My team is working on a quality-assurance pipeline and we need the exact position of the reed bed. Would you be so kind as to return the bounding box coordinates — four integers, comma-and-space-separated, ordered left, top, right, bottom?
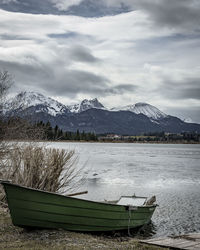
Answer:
0, 145, 82, 204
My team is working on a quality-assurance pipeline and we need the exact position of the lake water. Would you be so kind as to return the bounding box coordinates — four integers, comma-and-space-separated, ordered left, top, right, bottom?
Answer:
48, 142, 200, 237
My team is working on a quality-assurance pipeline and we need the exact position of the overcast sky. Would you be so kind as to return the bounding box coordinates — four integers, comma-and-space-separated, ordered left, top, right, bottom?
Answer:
0, 0, 200, 123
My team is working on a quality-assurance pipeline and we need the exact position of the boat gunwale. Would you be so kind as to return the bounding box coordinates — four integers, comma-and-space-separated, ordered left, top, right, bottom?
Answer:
0, 180, 157, 209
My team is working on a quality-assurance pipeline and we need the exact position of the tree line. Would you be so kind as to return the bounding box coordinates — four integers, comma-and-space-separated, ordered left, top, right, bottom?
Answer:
99, 131, 200, 143
2, 117, 200, 143
35, 121, 98, 141
1, 118, 98, 141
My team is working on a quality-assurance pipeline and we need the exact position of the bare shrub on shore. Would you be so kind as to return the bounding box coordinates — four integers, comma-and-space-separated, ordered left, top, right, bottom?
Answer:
0, 70, 14, 170
0, 145, 82, 204
0, 70, 83, 208
0, 70, 13, 113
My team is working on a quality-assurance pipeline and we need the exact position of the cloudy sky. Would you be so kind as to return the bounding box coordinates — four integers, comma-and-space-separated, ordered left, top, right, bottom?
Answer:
0, 0, 200, 123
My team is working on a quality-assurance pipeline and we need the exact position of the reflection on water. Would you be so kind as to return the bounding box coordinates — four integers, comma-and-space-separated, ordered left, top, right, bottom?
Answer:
48, 142, 200, 237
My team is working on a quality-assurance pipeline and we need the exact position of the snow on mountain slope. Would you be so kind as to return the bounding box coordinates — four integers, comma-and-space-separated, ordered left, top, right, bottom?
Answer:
183, 118, 195, 123
67, 98, 105, 113
4, 92, 106, 116
4, 92, 167, 121
4, 91, 69, 116
111, 102, 168, 120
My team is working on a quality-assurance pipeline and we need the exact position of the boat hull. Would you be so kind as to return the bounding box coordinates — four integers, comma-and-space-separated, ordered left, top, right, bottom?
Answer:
1, 182, 156, 232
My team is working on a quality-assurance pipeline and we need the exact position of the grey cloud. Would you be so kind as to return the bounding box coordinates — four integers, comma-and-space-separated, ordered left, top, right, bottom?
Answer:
2, 0, 200, 27
0, 0, 130, 17
140, 0, 200, 31
50, 0, 83, 11
48, 32, 81, 39
48, 32, 94, 40
160, 77, 200, 100
0, 0, 18, 3
102, 0, 200, 31
42, 69, 110, 96
133, 33, 200, 52
47, 32, 102, 47
180, 88, 200, 100
0, 59, 109, 97
45, 71, 137, 96
69, 45, 100, 63
0, 60, 53, 91
106, 84, 137, 95
0, 0, 62, 15
167, 106, 200, 124
71, 0, 200, 30
65, 0, 130, 17
123, 0, 200, 32
115, 84, 137, 91
0, 34, 31, 40
0, 57, 137, 98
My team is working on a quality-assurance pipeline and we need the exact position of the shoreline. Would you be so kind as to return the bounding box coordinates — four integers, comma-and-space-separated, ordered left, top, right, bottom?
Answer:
6, 139, 200, 144
0, 207, 165, 250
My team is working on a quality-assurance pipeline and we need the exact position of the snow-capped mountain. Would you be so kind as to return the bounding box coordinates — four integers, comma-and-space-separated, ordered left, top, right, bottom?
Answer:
4, 91, 70, 116
3, 92, 169, 120
67, 98, 105, 113
4, 92, 105, 116
111, 102, 168, 120
3, 91, 200, 134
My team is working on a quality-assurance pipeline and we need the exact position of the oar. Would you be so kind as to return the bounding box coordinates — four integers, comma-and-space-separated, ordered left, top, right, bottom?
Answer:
67, 191, 88, 197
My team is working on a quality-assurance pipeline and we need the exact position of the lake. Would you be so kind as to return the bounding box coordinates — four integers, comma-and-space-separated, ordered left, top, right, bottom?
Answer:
48, 142, 200, 237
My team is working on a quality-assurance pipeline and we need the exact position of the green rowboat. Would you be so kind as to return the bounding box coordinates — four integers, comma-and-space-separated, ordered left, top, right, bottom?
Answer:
0, 180, 157, 232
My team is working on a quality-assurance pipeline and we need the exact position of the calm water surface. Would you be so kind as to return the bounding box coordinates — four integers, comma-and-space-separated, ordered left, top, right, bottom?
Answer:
48, 142, 200, 237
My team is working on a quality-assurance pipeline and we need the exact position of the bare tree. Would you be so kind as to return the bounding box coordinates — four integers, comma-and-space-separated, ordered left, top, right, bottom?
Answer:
0, 70, 82, 207
0, 70, 13, 116
0, 70, 45, 141
0, 70, 14, 159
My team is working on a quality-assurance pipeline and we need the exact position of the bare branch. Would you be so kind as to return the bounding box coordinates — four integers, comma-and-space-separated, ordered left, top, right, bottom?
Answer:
0, 145, 83, 205
0, 70, 13, 115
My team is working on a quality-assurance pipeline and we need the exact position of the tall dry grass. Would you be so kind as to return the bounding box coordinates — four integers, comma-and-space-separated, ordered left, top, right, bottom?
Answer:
0, 145, 82, 205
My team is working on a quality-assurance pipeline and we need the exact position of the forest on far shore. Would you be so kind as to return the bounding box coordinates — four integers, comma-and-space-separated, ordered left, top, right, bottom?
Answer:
2, 118, 200, 143
2, 118, 98, 141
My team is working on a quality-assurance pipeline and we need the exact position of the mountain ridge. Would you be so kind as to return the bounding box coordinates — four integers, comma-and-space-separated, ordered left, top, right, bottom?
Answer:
4, 91, 169, 120
3, 91, 200, 135
111, 102, 168, 120
67, 98, 105, 113
4, 91, 70, 117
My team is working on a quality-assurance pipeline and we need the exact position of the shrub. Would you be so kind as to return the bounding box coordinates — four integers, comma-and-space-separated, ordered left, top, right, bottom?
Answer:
0, 145, 82, 205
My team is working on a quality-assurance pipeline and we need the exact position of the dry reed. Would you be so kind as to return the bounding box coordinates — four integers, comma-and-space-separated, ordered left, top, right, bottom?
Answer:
0, 145, 82, 204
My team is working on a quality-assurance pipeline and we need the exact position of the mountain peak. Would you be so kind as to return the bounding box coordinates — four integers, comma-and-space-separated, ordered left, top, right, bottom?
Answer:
133, 103, 167, 120
68, 98, 105, 113
5, 92, 166, 120
111, 102, 167, 120
3, 91, 200, 134
4, 91, 69, 116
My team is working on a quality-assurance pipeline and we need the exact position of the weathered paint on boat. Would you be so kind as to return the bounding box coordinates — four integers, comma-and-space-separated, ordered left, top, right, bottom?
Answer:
1, 181, 157, 232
